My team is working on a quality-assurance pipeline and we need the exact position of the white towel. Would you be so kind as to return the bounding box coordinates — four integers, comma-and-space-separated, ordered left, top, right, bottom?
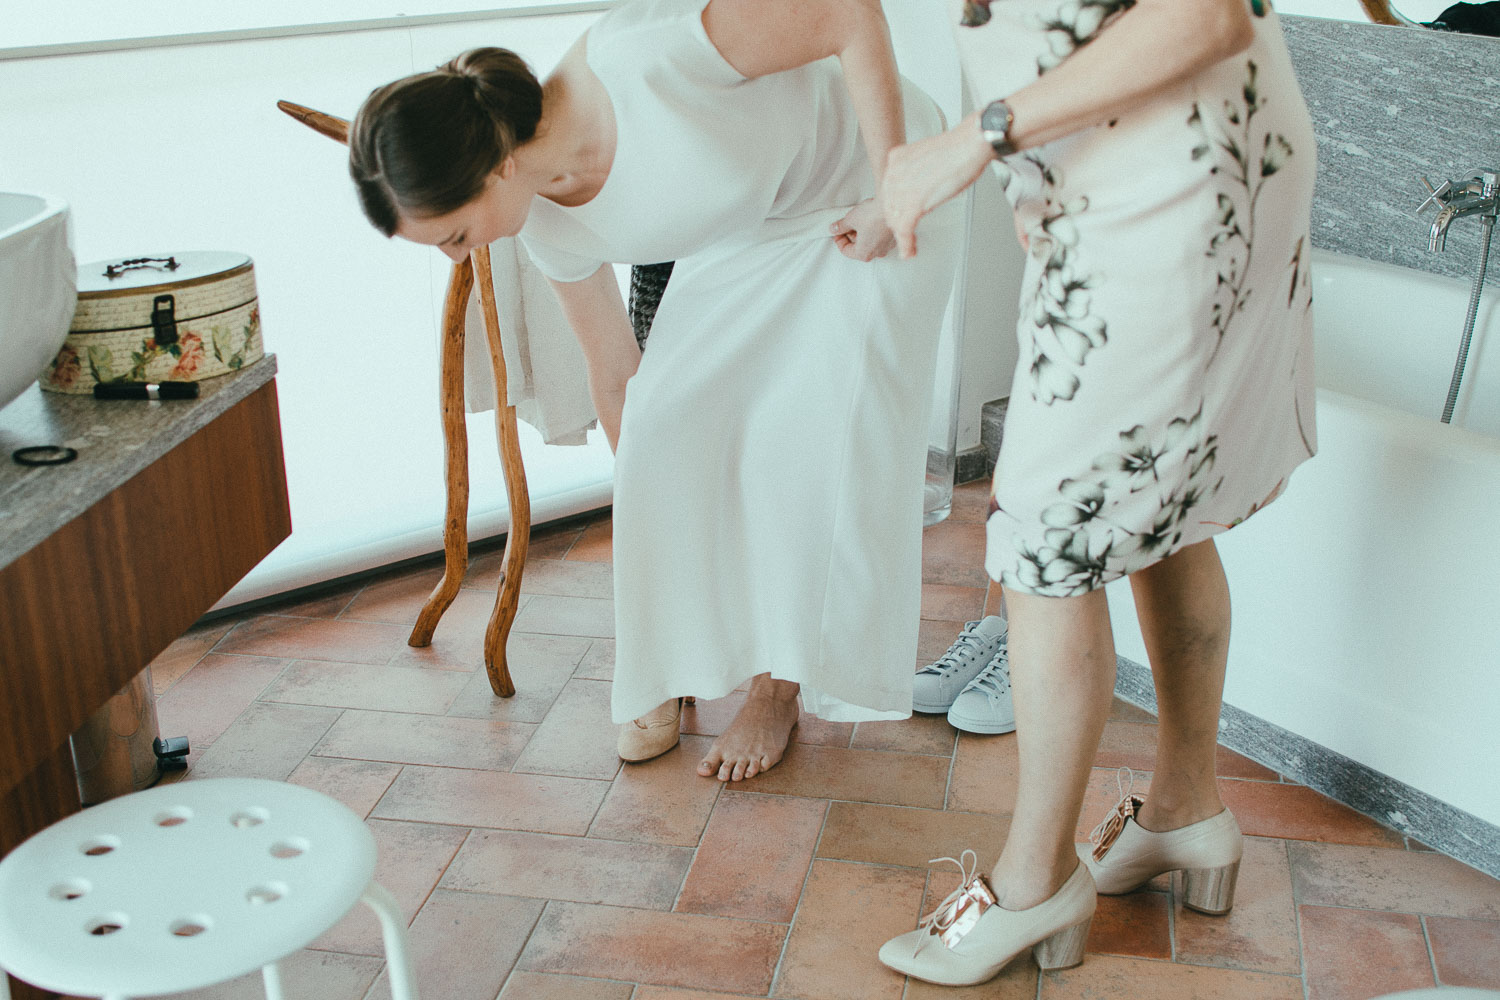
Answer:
459, 237, 598, 446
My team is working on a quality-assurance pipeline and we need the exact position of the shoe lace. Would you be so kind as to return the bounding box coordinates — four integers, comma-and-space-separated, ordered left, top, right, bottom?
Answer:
1088, 766, 1145, 861
917, 621, 993, 678
914, 849, 996, 955
965, 646, 1011, 698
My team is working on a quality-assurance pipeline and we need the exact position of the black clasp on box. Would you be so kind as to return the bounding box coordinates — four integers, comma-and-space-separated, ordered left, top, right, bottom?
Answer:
151, 294, 179, 347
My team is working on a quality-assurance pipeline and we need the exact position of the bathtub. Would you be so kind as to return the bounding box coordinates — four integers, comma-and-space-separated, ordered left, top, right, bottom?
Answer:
1106, 247, 1500, 828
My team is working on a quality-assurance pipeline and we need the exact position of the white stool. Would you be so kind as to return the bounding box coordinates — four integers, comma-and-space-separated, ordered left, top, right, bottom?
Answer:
0, 778, 417, 1000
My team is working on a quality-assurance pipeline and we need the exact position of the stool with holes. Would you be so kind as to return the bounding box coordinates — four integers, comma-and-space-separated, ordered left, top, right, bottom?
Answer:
0, 778, 416, 1000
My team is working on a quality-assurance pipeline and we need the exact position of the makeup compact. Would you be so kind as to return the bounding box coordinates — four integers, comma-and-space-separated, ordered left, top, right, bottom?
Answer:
40, 252, 263, 394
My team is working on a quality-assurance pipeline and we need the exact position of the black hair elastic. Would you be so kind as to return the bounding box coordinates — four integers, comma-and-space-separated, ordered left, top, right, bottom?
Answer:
11, 445, 78, 467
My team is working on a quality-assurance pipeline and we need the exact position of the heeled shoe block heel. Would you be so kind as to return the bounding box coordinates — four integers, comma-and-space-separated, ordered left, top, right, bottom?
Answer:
1083, 785, 1244, 917
1179, 859, 1240, 915
1030, 916, 1092, 971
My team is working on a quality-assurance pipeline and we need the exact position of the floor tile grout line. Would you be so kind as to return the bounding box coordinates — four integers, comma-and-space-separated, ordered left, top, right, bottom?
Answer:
493, 895, 552, 1000
665, 777, 724, 912
1290, 835, 1313, 1000
767, 797, 833, 997
384, 825, 474, 972
178, 668, 333, 774
1419, 913, 1441, 988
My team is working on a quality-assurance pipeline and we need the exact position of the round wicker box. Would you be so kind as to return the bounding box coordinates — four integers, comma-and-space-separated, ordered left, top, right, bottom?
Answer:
41, 252, 262, 394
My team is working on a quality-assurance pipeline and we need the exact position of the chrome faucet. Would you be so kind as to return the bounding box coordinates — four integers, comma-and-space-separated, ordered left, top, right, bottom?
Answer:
1416, 169, 1498, 424
1419, 169, 1499, 252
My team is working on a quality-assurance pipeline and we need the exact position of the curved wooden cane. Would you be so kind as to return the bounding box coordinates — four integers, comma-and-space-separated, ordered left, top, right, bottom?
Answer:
471, 245, 530, 697
1357, 0, 1417, 25
276, 100, 526, 697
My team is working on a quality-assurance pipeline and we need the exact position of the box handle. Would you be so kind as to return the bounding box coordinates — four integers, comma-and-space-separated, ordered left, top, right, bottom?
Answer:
103, 256, 180, 279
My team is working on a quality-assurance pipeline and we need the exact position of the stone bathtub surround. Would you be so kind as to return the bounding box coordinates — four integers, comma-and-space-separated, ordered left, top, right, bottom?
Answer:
1282, 14, 1500, 282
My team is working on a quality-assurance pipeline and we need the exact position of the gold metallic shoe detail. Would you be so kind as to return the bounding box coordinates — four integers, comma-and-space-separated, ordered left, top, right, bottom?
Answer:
917, 850, 998, 953
1089, 768, 1146, 861
1080, 767, 1243, 913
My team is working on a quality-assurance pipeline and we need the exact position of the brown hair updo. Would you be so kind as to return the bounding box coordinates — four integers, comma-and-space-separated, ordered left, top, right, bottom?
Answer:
349, 47, 544, 236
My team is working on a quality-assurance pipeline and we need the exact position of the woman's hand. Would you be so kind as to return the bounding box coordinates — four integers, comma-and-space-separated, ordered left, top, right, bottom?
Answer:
881, 113, 995, 258
830, 198, 897, 261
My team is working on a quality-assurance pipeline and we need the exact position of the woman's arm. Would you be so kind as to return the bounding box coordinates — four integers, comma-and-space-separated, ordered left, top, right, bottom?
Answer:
547, 264, 640, 451
703, 0, 903, 260
883, 0, 1255, 257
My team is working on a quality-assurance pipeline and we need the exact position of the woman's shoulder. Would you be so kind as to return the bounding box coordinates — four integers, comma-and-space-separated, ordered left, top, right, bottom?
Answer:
587, 0, 736, 83
591, 0, 706, 45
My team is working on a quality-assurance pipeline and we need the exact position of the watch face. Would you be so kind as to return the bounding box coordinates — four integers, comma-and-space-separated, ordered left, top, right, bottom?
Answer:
982, 101, 1011, 139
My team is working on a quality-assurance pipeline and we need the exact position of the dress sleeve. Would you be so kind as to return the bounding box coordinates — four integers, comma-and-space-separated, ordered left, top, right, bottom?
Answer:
516, 231, 607, 283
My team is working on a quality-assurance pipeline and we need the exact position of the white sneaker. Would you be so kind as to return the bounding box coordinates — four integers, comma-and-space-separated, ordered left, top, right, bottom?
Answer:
946, 641, 1015, 735
913, 616, 1007, 713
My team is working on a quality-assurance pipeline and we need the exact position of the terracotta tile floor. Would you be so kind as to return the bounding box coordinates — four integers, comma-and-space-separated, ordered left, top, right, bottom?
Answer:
146, 481, 1500, 1000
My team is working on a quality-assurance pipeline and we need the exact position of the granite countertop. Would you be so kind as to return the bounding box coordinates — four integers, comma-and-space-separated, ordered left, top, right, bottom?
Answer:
0, 356, 278, 571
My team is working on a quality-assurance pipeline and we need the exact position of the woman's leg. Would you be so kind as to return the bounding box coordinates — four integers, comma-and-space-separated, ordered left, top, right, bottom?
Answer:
697, 674, 802, 782
988, 586, 1116, 908
1127, 537, 1231, 831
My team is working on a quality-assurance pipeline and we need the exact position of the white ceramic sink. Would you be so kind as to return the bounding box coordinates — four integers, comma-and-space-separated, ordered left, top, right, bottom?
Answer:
0, 193, 76, 412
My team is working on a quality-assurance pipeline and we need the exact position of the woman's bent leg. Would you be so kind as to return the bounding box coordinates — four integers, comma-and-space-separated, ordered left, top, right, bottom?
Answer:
989, 586, 1116, 908
1127, 537, 1231, 831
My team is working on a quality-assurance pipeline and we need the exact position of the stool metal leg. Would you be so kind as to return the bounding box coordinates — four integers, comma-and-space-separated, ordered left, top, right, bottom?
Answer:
261, 961, 285, 1000
362, 881, 418, 1000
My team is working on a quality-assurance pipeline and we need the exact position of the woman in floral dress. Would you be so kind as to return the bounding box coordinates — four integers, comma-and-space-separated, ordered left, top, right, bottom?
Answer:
874, 0, 1316, 985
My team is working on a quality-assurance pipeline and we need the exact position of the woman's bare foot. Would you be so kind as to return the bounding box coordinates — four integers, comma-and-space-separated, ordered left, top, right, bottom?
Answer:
697, 674, 801, 782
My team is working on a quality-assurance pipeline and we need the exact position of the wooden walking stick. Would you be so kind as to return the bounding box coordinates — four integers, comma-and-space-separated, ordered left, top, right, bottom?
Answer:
1356, 0, 1416, 25
276, 100, 526, 697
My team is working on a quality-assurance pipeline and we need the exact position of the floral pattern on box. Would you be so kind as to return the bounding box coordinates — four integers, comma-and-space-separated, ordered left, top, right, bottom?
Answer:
45, 301, 262, 393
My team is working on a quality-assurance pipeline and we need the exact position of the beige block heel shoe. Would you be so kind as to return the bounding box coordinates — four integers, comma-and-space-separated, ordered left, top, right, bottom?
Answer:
878, 851, 1096, 986
617, 696, 693, 763
1081, 774, 1243, 915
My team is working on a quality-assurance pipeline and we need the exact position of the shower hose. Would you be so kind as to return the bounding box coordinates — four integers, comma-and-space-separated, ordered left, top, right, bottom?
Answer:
1442, 213, 1494, 425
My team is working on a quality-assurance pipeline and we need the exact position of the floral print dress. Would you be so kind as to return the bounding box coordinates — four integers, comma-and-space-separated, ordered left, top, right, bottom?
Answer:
952, 0, 1318, 596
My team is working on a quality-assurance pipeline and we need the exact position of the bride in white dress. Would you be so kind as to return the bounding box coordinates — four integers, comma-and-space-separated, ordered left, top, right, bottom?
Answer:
348, 0, 962, 781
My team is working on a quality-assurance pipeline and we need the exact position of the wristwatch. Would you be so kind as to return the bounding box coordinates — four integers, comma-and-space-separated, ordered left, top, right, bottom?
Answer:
980, 99, 1017, 159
